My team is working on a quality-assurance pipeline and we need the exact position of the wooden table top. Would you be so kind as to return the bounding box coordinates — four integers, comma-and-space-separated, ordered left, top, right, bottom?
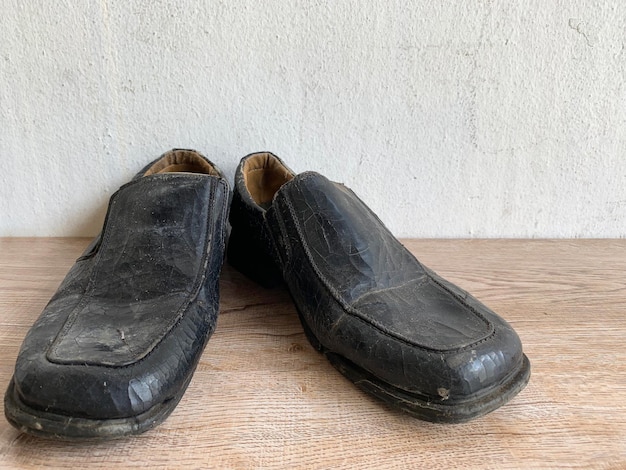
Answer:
0, 238, 624, 469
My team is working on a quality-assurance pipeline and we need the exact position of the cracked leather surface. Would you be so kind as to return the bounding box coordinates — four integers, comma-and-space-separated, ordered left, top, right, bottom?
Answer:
11, 152, 229, 419
272, 173, 491, 351
48, 175, 215, 366
231, 156, 526, 404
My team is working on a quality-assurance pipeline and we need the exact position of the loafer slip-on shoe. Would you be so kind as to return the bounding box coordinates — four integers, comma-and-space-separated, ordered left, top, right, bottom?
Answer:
4, 149, 230, 439
228, 152, 530, 423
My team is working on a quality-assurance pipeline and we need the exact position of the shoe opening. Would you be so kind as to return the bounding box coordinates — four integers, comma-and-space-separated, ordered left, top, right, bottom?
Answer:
144, 149, 220, 176
242, 152, 294, 208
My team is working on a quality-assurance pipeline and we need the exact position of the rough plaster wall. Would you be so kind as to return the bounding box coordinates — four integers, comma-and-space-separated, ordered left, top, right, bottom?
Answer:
1, 1, 626, 237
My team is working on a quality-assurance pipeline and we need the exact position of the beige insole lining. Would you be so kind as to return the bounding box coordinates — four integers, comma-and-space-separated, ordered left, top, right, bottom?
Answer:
144, 150, 219, 176
242, 153, 294, 206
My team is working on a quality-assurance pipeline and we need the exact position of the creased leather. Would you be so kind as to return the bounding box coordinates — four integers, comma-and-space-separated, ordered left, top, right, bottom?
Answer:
233, 163, 526, 404
270, 173, 494, 351
11, 159, 229, 420
47, 175, 216, 366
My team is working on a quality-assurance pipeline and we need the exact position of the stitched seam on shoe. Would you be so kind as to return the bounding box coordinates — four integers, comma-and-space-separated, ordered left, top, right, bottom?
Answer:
266, 202, 291, 268
121, 176, 229, 367
427, 274, 494, 331
279, 176, 495, 353
48, 176, 226, 367
121, 177, 230, 367
46, 175, 207, 363
46, 175, 226, 367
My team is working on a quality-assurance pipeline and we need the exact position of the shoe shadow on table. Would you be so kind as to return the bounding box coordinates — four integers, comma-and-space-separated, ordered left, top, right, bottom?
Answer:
214, 265, 460, 429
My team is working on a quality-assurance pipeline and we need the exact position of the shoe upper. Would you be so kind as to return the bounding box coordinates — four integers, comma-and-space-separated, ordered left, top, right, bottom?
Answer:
231, 152, 526, 404
12, 149, 230, 419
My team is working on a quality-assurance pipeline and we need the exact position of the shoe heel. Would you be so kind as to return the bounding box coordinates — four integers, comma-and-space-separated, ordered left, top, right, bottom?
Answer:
227, 225, 283, 288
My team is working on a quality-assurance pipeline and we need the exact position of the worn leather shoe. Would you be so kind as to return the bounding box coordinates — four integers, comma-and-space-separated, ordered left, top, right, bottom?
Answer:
4, 149, 230, 439
228, 151, 530, 423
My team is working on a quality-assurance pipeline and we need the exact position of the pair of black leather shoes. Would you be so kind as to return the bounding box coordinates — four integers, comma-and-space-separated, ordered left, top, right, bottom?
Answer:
4, 149, 530, 439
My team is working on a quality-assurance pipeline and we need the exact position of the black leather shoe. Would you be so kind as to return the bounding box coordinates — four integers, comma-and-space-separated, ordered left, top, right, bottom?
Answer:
4, 149, 230, 439
228, 152, 530, 423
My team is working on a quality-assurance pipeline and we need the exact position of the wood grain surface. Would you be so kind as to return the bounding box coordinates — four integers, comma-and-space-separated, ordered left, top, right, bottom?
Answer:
0, 238, 624, 469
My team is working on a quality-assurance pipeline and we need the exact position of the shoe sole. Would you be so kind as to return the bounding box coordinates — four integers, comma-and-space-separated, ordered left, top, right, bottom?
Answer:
327, 351, 530, 423
4, 373, 194, 440
295, 306, 531, 423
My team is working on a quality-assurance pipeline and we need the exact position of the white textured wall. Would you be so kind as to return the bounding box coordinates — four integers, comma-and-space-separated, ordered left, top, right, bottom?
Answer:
1, 1, 626, 237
